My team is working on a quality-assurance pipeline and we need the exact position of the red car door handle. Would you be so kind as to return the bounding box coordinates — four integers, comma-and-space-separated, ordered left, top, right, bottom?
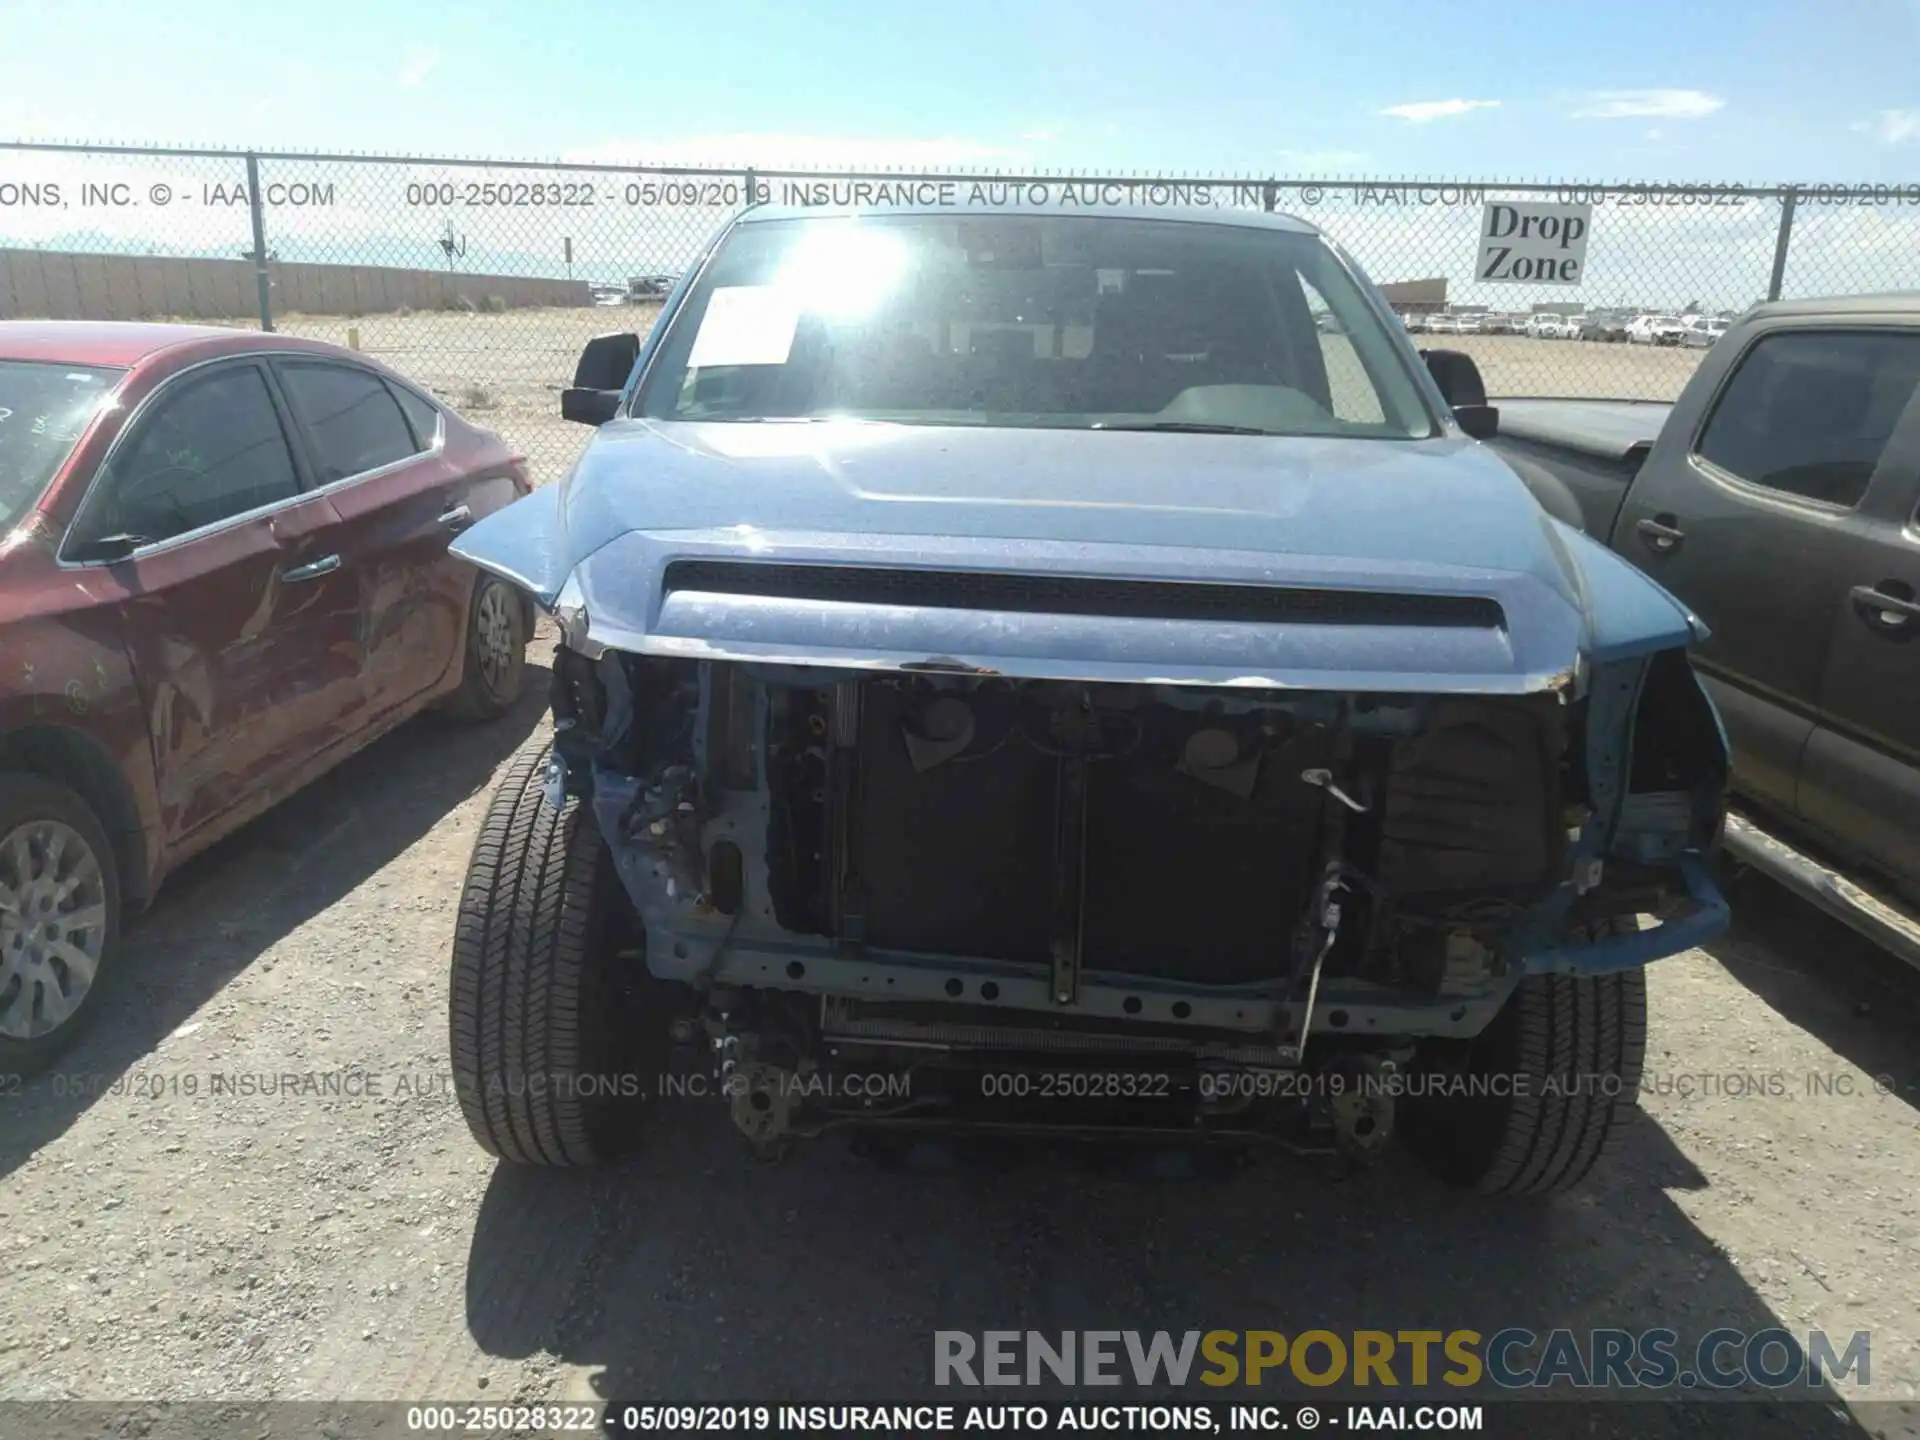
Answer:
282, 554, 342, 583
437, 504, 474, 529
1851, 583, 1920, 630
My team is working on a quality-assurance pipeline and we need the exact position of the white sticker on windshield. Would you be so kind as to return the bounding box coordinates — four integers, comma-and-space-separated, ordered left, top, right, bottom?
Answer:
685, 285, 801, 368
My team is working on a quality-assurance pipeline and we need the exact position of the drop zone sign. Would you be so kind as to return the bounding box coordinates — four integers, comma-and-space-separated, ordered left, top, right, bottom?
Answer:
1477, 201, 1592, 284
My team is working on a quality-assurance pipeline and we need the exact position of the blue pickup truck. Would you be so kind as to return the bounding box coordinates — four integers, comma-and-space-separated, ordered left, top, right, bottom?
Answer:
442, 201, 1729, 1196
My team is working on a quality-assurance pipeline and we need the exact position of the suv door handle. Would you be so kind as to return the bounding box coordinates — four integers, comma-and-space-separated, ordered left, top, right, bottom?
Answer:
437, 504, 473, 530
1636, 515, 1685, 553
282, 554, 342, 583
1850, 583, 1920, 631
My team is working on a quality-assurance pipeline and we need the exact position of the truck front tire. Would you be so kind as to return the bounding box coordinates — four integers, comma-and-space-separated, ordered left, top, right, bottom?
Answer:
449, 741, 661, 1165
1403, 919, 1648, 1197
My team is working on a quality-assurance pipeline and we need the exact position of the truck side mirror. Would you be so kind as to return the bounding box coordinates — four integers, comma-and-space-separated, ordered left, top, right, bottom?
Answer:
562, 331, 641, 425
1422, 348, 1500, 440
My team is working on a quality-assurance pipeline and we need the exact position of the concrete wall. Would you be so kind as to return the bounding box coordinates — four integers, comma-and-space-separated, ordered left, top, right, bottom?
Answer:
0, 249, 591, 320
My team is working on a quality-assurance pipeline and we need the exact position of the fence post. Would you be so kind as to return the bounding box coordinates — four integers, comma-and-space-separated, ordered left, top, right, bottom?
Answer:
1766, 187, 1798, 303
1262, 181, 1278, 213
744, 167, 759, 210
245, 152, 274, 332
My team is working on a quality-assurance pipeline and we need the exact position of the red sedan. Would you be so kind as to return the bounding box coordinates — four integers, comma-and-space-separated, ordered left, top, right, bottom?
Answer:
0, 322, 535, 1075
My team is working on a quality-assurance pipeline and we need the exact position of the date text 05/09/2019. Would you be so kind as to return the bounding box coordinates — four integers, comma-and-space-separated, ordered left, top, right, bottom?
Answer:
600, 1403, 1481, 1434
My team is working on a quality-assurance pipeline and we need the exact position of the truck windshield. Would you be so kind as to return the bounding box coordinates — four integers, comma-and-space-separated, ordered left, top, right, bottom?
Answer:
638, 214, 1436, 438
0, 360, 122, 532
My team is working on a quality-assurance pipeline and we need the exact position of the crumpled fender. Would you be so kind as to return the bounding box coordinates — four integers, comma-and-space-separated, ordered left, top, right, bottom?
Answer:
1541, 518, 1708, 663
450, 482, 571, 608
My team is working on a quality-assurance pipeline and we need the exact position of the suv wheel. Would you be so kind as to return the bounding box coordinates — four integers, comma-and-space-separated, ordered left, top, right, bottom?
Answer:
445, 575, 529, 722
1402, 917, 1647, 1197
0, 774, 121, 1080
449, 741, 665, 1165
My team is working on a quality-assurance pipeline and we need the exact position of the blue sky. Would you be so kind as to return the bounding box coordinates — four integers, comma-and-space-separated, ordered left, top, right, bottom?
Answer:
3, 0, 1919, 180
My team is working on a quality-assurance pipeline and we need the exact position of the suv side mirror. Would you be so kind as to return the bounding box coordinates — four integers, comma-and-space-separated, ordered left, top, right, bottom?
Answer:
1421, 348, 1500, 440
562, 332, 641, 425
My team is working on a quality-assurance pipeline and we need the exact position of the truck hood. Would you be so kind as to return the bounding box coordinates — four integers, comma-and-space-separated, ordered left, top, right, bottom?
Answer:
455, 419, 1699, 693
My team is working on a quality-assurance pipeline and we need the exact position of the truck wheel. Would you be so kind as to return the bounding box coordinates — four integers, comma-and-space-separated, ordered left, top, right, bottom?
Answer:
1402, 918, 1647, 1197
445, 574, 528, 723
449, 741, 661, 1165
0, 774, 121, 1081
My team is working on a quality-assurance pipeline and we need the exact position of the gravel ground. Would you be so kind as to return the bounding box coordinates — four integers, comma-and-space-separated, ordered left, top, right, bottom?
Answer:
3, 623, 1919, 1437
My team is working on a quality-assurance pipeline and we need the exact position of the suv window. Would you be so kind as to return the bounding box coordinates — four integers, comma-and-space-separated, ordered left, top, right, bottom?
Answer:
276, 361, 421, 483
90, 364, 301, 546
1695, 330, 1920, 508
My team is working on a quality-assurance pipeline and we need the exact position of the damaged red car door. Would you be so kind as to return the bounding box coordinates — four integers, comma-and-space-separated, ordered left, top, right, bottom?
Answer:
64, 358, 365, 850
268, 358, 470, 718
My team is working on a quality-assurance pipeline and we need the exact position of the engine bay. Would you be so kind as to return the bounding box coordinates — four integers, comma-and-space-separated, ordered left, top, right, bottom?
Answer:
537, 643, 1715, 1153
550, 651, 1623, 1019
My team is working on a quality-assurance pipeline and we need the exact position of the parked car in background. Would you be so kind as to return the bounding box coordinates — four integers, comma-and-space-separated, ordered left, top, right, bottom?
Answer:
1450, 313, 1486, 334
1682, 316, 1730, 349
1424, 314, 1459, 334
1490, 295, 1920, 968
0, 322, 535, 1076
443, 201, 1728, 1197
1526, 314, 1576, 340
1579, 312, 1632, 343
1628, 314, 1688, 346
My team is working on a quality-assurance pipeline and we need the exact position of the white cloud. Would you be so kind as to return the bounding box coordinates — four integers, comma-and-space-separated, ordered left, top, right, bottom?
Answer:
1857, 108, 1920, 143
1380, 99, 1500, 123
1572, 88, 1724, 120
565, 134, 1026, 169
1277, 148, 1370, 171
398, 48, 440, 87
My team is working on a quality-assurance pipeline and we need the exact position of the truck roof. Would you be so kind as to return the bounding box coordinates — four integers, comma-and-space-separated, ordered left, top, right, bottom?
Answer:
1749, 291, 1920, 320
738, 201, 1321, 234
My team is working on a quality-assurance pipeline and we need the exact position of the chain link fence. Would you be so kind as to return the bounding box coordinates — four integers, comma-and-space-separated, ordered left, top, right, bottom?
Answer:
8, 142, 1920, 481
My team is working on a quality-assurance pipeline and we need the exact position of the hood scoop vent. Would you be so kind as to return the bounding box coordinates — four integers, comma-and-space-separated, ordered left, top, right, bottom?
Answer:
662, 562, 1505, 630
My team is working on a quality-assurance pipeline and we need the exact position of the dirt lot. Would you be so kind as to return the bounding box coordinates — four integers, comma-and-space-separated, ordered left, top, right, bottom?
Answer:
3, 623, 1919, 1434
1447, 332, 1708, 402
256, 309, 1705, 484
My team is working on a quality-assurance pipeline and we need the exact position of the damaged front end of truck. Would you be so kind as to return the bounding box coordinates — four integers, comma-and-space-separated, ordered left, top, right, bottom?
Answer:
442, 203, 1729, 1195
449, 473, 1728, 1194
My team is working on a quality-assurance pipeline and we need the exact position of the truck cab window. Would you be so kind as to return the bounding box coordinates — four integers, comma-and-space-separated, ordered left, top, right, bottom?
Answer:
1695, 330, 1920, 507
